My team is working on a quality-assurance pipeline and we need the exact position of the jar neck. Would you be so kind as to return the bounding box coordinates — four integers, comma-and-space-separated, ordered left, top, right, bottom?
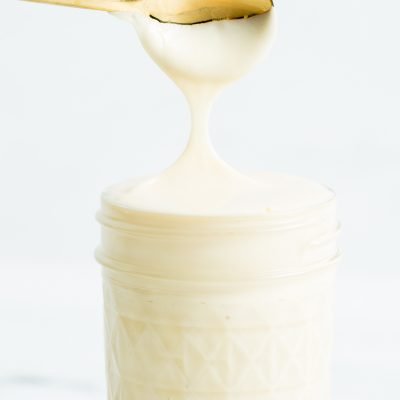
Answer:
97, 194, 339, 282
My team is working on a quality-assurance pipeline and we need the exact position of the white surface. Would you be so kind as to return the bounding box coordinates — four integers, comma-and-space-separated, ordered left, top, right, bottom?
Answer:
1, 0, 400, 398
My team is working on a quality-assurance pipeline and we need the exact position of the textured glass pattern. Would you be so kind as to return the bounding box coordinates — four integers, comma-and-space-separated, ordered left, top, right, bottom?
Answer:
103, 269, 335, 400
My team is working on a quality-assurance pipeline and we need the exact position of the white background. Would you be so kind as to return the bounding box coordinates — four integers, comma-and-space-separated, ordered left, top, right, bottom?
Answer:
1, 0, 399, 398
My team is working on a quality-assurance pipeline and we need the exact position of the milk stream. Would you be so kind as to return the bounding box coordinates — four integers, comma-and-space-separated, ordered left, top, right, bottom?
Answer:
111, 10, 333, 215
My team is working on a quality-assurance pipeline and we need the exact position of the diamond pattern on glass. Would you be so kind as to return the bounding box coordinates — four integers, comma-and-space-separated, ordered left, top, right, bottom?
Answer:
103, 270, 334, 400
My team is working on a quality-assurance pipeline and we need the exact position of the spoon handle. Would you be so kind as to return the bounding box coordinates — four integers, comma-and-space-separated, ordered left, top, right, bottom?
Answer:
24, 0, 140, 12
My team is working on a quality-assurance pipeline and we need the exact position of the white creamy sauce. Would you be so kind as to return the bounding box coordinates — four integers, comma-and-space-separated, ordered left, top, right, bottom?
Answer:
111, 10, 332, 215
98, 11, 339, 400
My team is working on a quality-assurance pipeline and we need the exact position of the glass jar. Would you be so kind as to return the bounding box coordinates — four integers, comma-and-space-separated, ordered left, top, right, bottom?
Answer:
96, 183, 340, 400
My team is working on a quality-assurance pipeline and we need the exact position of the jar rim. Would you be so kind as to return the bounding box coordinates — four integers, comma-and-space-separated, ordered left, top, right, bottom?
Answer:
99, 180, 335, 233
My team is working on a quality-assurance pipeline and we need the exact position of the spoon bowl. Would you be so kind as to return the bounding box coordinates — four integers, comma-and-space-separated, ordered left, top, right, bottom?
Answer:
128, 10, 277, 85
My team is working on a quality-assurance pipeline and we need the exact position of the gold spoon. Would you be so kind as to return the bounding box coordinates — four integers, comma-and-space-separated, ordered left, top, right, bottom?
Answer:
24, 0, 274, 24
